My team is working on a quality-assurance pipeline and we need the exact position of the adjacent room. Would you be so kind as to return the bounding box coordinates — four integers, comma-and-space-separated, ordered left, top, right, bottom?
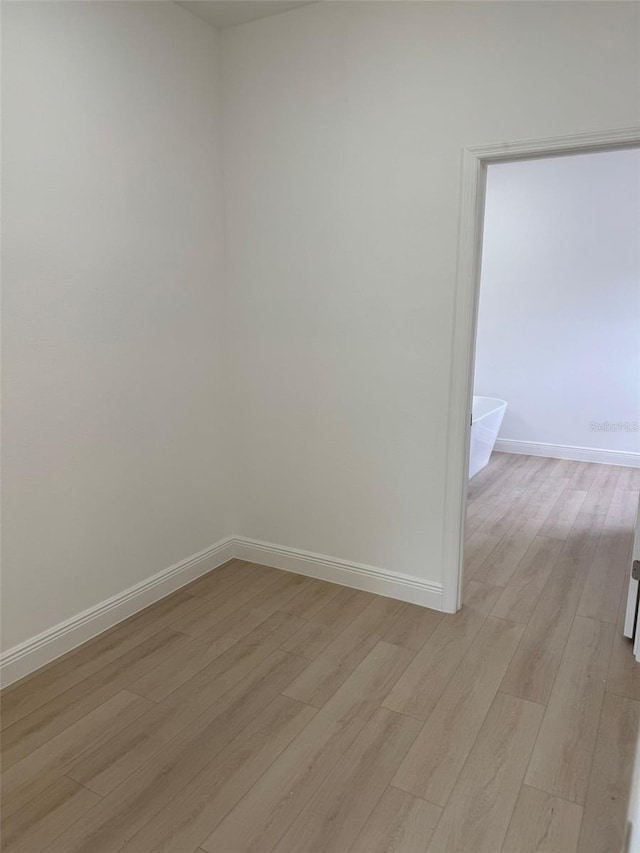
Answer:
467, 148, 640, 594
463, 146, 640, 849
473, 148, 640, 473
2, 2, 640, 852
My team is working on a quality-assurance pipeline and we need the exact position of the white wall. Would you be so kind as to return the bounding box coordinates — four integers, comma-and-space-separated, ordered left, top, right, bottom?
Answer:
3, 1, 640, 659
2, 1, 229, 650
475, 150, 640, 459
222, 1, 640, 592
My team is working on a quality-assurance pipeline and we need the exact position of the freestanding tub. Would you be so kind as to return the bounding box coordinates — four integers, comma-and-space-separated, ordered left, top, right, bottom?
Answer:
469, 396, 508, 479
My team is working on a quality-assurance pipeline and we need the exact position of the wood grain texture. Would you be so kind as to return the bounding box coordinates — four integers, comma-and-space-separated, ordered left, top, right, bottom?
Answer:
382, 581, 501, 720
1, 628, 191, 770
66, 643, 308, 796
471, 478, 569, 587
608, 630, 640, 702
490, 488, 587, 624
490, 534, 565, 624
0, 776, 101, 853
170, 569, 304, 637
1, 690, 152, 818
578, 488, 636, 623
0, 564, 252, 709
498, 557, 586, 706
501, 786, 582, 853
200, 642, 414, 853
128, 609, 305, 703
279, 587, 375, 660
46, 655, 310, 853
282, 596, 404, 707
465, 455, 543, 538
392, 616, 524, 805
465, 456, 558, 548
271, 708, 422, 853
525, 616, 614, 803
425, 692, 543, 853
0, 590, 198, 731
500, 472, 614, 705
578, 692, 640, 853
0, 454, 637, 853
348, 787, 441, 853
280, 578, 341, 619
118, 695, 317, 853
382, 602, 444, 651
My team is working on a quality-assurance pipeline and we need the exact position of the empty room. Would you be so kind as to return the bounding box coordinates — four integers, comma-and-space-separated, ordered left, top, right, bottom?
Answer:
2, 2, 640, 852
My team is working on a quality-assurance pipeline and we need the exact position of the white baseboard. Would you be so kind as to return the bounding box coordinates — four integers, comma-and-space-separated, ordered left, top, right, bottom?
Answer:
0, 537, 235, 688
233, 536, 443, 610
1, 534, 443, 687
495, 439, 640, 468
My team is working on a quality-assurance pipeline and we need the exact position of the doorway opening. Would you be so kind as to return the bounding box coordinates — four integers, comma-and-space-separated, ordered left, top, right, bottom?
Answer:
442, 127, 640, 614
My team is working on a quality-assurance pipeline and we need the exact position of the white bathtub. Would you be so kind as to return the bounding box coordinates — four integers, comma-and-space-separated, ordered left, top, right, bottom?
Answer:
469, 396, 507, 479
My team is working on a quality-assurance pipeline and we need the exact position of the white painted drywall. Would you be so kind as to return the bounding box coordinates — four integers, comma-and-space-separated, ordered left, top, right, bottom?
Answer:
2, 1, 229, 649
475, 150, 640, 456
221, 1, 640, 587
4, 1, 640, 656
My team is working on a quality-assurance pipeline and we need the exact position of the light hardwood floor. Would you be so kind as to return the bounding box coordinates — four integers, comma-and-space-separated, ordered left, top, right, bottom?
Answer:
1, 453, 639, 853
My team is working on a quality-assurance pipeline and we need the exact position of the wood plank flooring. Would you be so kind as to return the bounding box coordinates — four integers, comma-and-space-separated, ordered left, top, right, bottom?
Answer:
1, 453, 639, 853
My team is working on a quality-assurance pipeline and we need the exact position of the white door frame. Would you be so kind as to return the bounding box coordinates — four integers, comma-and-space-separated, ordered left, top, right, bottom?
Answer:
441, 125, 640, 614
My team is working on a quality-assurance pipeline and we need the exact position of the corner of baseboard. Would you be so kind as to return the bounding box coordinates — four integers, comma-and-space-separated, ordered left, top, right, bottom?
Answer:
1, 534, 444, 687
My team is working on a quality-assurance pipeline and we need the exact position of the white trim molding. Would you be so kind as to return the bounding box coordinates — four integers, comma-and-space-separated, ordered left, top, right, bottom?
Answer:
495, 439, 640, 468
233, 536, 444, 610
0, 534, 443, 687
444, 126, 640, 614
0, 537, 235, 687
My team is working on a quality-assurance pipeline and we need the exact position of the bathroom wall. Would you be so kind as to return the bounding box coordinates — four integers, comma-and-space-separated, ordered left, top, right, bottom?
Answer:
475, 149, 640, 463
222, 1, 640, 594
2, 1, 229, 649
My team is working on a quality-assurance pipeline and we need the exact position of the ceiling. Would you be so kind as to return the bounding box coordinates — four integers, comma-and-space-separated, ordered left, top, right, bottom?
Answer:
177, 1, 316, 30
